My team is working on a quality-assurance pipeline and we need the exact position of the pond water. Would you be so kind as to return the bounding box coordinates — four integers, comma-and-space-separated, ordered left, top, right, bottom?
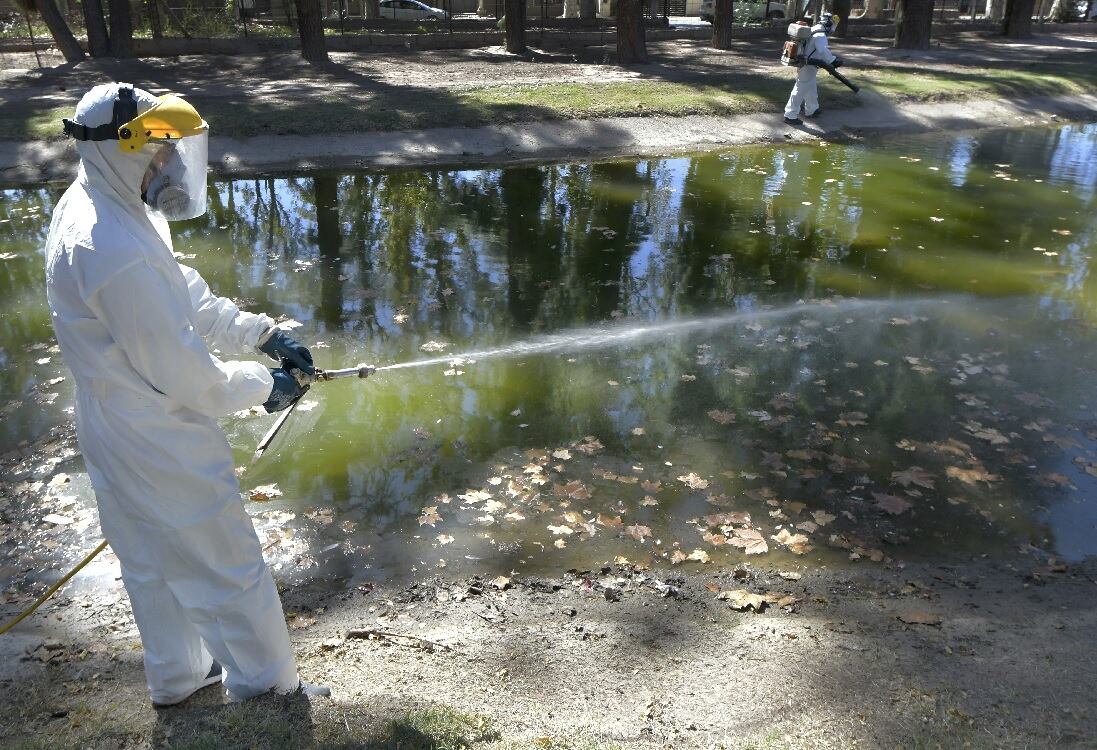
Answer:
2, 123, 1097, 588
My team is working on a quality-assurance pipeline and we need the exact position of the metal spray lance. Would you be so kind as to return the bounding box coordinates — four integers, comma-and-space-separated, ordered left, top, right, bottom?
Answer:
251, 363, 376, 463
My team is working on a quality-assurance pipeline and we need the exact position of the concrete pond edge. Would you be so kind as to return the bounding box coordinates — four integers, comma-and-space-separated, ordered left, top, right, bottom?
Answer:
2, 92, 1096, 187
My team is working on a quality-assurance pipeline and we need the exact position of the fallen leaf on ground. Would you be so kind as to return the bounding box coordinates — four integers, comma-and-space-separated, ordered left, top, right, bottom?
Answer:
717, 589, 768, 612
625, 524, 652, 542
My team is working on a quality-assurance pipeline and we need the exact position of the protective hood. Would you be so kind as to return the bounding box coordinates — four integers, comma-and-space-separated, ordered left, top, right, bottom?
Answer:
71, 83, 162, 216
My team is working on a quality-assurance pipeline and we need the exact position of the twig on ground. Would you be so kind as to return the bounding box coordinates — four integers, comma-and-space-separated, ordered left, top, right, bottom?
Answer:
345, 628, 457, 653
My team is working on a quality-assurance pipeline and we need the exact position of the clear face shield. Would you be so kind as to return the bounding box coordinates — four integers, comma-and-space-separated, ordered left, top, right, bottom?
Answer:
114, 93, 209, 222
141, 132, 209, 222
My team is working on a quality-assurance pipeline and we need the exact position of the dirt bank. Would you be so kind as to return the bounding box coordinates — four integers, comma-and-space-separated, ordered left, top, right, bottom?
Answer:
3, 553, 1096, 749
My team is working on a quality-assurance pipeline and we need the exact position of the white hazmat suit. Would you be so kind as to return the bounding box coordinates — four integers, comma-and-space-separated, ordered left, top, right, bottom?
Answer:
783, 23, 837, 121
44, 84, 300, 704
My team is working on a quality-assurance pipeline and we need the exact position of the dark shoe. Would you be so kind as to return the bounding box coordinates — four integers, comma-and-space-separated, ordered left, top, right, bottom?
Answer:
804, 109, 822, 119
783, 116, 802, 125
153, 661, 224, 708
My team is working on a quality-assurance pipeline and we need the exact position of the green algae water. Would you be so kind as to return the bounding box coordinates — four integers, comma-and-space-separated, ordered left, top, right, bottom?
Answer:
3, 123, 1097, 586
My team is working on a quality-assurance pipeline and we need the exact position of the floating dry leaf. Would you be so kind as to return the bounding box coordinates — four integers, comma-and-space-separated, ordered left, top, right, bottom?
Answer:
677, 473, 709, 490
728, 528, 769, 555
687, 549, 710, 563
707, 409, 736, 425
874, 492, 913, 515
624, 524, 652, 542
704, 511, 751, 526
249, 484, 283, 502
436, 534, 454, 545
946, 466, 1001, 485
418, 506, 442, 526
891, 466, 936, 489
772, 528, 813, 555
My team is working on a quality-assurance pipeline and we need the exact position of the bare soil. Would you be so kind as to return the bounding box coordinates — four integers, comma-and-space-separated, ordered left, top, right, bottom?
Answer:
2, 551, 1096, 748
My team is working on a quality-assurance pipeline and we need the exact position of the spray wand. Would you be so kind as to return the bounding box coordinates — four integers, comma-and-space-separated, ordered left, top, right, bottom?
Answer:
251, 363, 376, 463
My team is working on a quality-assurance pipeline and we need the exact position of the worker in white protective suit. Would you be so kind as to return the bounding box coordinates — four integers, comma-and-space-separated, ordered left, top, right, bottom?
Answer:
783, 12, 843, 125
44, 82, 331, 706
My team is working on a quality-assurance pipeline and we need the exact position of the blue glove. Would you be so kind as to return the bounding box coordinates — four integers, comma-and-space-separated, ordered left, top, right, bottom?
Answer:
263, 368, 309, 413
259, 328, 315, 376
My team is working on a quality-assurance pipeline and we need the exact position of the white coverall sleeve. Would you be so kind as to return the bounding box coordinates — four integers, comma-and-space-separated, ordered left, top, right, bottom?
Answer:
87, 260, 275, 418
813, 34, 837, 65
178, 264, 275, 356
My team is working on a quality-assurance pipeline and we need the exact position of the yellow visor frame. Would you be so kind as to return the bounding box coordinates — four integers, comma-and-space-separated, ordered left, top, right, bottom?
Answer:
117, 94, 208, 152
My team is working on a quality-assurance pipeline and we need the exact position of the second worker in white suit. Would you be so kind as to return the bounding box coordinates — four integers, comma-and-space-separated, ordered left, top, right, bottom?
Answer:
783, 12, 843, 124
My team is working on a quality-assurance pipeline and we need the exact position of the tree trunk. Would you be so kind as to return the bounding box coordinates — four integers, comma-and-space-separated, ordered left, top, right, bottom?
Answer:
1003, 0, 1034, 35
711, 0, 733, 48
893, 0, 933, 48
505, 0, 525, 52
82, 0, 111, 55
985, 0, 1005, 19
107, 0, 134, 57
364, 0, 380, 17
616, 0, 647, 62
580, 0, 596, 18
854, 0, 885, 19
146, 0, 163, 38
1086, 0, 1094, 20
32, 0, 86, 61
832, 0, 851, 33
294, 0, 329, 63
562, 0, 578, 16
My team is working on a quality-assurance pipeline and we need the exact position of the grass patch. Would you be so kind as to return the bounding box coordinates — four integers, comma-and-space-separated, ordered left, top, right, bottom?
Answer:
859, 61, 1097, 102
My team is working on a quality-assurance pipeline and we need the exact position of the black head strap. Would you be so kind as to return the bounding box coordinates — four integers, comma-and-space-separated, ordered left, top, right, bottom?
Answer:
62, 84, 139, 142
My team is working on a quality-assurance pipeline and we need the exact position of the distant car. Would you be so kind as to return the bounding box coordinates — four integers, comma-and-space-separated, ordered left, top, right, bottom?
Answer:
378, 0, 447, 20
699, 0, 788, 22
